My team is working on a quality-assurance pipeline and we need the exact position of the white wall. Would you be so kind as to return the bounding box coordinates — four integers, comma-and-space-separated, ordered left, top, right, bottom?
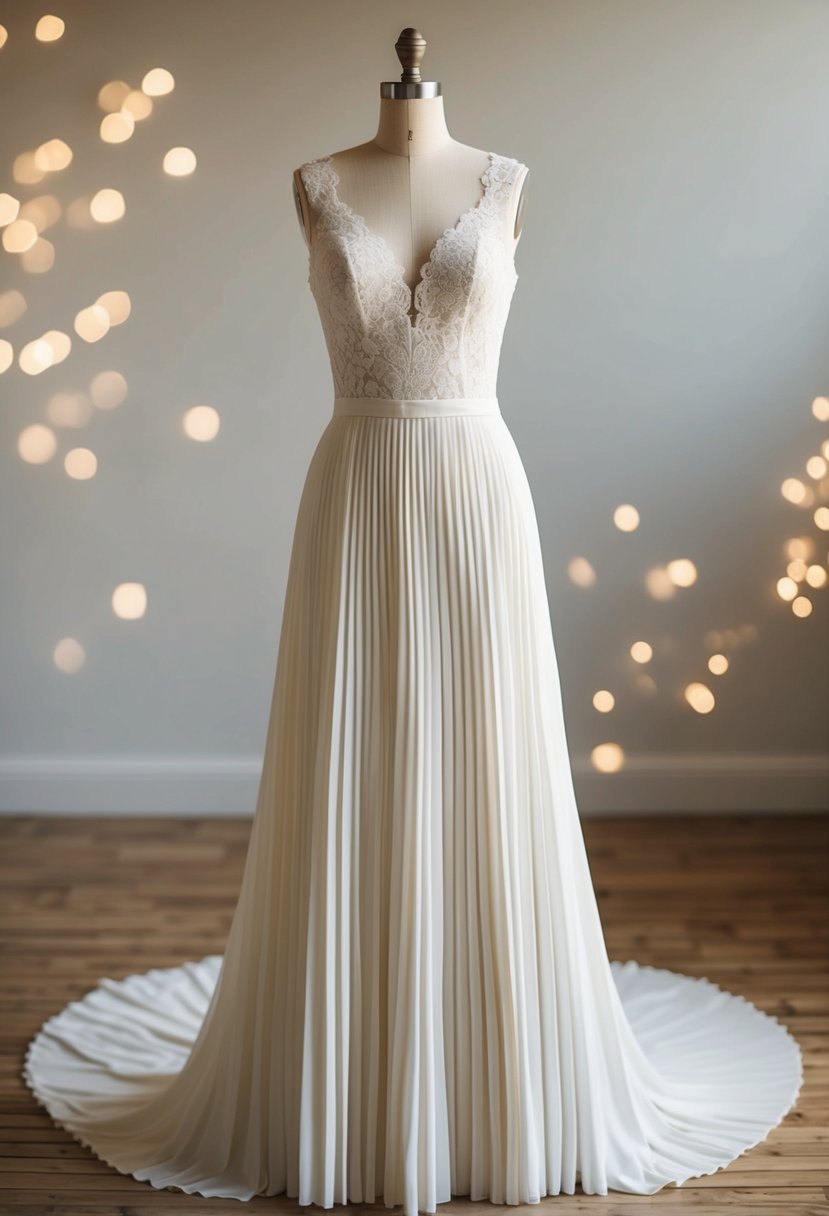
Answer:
1, 0, 827, 813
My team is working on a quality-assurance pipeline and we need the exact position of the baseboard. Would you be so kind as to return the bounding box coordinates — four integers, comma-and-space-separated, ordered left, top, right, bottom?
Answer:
0, 753, 825, 816
572, 752, 829, 813
0, 756, 258, 816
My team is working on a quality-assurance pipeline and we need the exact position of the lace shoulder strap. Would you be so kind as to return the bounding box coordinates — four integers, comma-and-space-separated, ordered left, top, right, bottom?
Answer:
296, 157, 338, 248
485, 153, 527, 201
297, 157, 334, 210
482, 153, 528, 244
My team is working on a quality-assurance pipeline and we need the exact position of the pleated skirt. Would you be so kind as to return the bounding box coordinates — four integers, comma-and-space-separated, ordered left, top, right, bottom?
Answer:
22, 397, 803, 1215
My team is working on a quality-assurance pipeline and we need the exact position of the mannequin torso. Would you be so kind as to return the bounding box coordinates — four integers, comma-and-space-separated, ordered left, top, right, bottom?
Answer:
293, 97, 528, 324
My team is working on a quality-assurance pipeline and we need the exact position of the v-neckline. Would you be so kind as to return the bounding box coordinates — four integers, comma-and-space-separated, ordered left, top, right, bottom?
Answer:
320, 150, 497, 333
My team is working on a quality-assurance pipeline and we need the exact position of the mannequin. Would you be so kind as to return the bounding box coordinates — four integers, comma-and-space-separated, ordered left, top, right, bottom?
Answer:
292, 27, 529, 324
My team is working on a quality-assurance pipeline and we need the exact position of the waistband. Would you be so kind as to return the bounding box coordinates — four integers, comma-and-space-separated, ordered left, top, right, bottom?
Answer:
333, 396, 500, 419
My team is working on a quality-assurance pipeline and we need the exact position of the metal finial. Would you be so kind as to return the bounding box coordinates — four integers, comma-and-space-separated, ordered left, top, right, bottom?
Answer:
381, 27, 441, 99
395, 28, 426, 84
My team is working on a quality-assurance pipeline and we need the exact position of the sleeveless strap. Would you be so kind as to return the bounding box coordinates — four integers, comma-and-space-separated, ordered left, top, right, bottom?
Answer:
298, 158, 336, 221
482, 155, 527, 206
480, 155, 527, 245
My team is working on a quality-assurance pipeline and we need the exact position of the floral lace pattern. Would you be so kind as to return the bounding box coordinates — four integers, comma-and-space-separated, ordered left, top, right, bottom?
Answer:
298, 151, 526, 400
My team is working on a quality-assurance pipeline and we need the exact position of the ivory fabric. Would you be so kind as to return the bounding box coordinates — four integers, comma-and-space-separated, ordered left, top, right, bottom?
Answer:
22, 148, 803, 1215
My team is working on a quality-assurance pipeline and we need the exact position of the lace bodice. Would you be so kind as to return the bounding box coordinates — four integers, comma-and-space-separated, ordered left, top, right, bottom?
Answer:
298, 151, 527, 400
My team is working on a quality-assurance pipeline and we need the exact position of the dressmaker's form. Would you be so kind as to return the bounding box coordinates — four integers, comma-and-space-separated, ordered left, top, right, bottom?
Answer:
293, 27, 530, 332
290, 30, 531, 412
22, 26, 803, 1216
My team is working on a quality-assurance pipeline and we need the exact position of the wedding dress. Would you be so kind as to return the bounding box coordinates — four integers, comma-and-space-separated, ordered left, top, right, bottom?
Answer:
22, 149, 803, 1215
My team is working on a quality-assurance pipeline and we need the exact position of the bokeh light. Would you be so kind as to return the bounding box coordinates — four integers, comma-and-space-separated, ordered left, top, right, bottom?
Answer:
97, 81, 131, 112
19, 194, 61, 232
90, 188, 125, 223
592, 689, 615, 712
812, 396, 829, 422
0, 289, 27, 326
684, 682, 715, 713
18, 337, 53, 375
707, 653, 729, 675
64, 448, 98, 479
53, 637, 86, 673
591, 742, 625, 773
34, 138, 72, 172
89, 369, 127, 409
74, 303, 110, 342
2, 219, 38, 252
183, 404, 220, 441
0, 193, 20, 225
781, 478, 808, 505
630, 640, 653, 664
13, 151, 46, 186
20, 237, 55, 273
613, 503, 640, 532
112, 582, 147, 620
47, 390, 93, 427
644, 566, 675, 600
42, 329, 71, 365
163, 146, 197, 176
786, 536, 814, 560
96, 289, 131, 325
666, 558, 697, 588
18, 424, 57, 463
142, 67, 175, 96
792, 596, 812, 618
0, 340, 13, 373
567, 556, 596, 587
35, 14, 65, 41
100, 111, 134, 143
123, 90, 153, 121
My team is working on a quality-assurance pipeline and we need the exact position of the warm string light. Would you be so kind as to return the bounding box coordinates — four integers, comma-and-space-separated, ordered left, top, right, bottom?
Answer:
584, 387, 828, 771
35, 15, 65, 41
591, 742, 624, 773
774, 396, 829, 617
163, 146, 197, 176
183, 405, 221, 441
112, 583, 147, 620
90, 188, 125, 223
53, 637, 86, 673
3, 45, 211, 674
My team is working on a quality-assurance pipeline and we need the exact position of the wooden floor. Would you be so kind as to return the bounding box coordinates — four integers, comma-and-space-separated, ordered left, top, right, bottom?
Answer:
1, 812, 827, 1215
